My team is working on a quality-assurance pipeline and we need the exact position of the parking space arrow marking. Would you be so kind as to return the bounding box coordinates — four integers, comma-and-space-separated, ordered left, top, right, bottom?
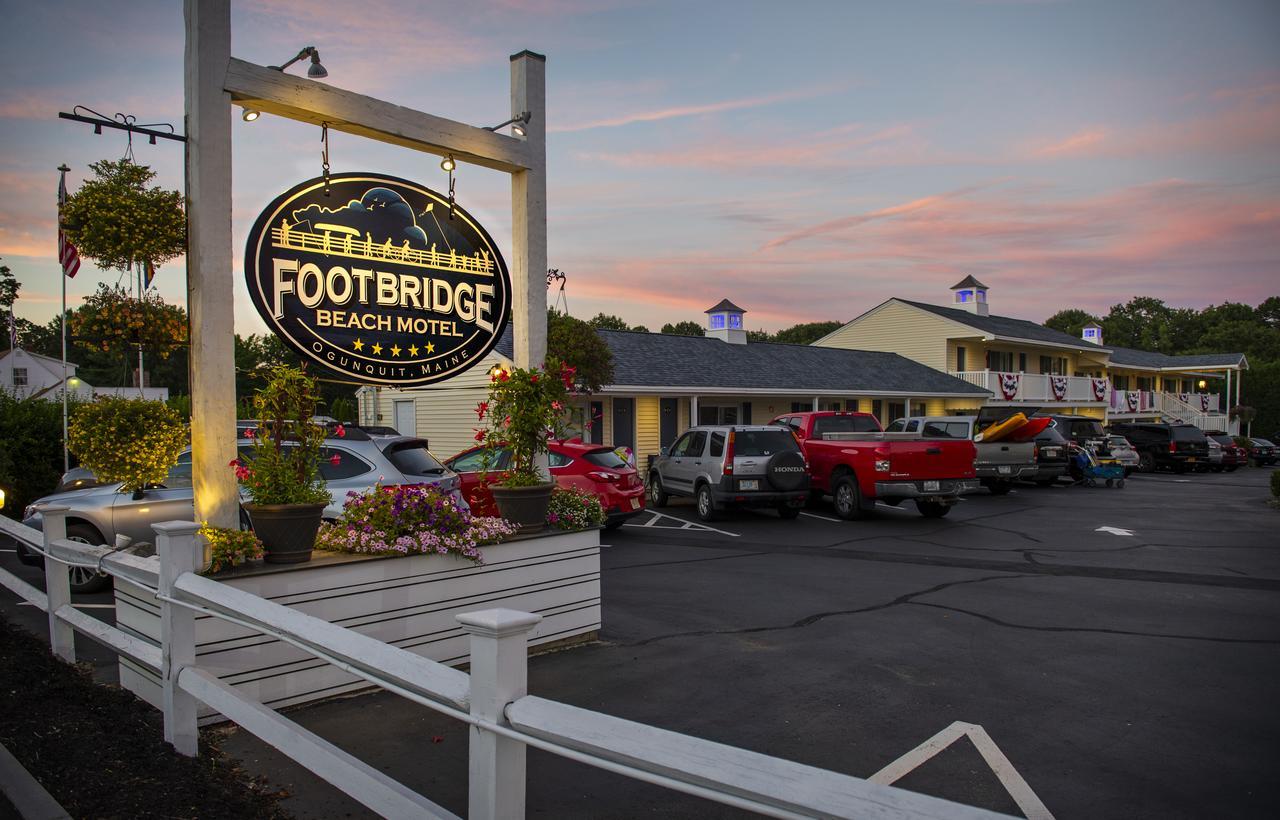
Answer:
1096, 525, 1135, 536
624, 511, 740, 537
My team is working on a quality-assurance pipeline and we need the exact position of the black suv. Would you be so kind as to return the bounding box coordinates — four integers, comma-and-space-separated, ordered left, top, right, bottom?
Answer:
1038, 414, 1108, 448
1107, 423, 1210, 473
1030, 424, 1069, 487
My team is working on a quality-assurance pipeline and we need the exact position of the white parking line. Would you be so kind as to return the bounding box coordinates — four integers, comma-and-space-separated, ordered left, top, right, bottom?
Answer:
18, 602, 115, 609
0, 548, 15, 553
870, 720, 1054, 820
800, 511, 840, 523
623, 510, 740, 537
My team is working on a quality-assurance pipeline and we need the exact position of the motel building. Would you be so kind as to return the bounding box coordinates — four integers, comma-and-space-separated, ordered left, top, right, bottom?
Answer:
814, 278, 1248, 434
358, 299, 992, 467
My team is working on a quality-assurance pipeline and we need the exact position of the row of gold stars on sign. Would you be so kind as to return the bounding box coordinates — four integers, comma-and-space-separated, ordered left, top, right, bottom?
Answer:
351, 338, 436, 357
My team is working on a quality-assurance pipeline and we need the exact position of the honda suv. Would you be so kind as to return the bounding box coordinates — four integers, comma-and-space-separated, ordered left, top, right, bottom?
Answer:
648, 425, 809, 521
1107, 422, 1210, 473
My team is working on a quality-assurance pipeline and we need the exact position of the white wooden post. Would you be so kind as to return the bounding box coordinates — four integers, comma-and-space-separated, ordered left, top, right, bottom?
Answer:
690, 395, 699, 425
40, 504, 74, 663
185, 0, 239, 533
509, 51, 547, 371
458, 608, 542, 820
156, 520, 202, 757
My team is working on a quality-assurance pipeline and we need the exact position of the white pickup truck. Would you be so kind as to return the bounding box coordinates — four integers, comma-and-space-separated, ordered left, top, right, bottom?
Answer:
886, 409, 1039, 495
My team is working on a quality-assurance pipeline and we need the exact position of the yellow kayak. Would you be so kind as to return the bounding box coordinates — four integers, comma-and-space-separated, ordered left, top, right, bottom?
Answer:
975, 413, 1029, 443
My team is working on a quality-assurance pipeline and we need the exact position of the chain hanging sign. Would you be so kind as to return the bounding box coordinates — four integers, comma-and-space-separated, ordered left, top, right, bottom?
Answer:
245, 173, 511, 386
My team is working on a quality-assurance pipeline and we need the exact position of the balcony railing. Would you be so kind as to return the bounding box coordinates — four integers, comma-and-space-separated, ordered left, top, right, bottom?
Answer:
951, 371, 1109, 403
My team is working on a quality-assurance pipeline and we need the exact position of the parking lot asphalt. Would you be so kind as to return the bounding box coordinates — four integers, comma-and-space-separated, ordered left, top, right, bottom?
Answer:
3, 466, 1279, 818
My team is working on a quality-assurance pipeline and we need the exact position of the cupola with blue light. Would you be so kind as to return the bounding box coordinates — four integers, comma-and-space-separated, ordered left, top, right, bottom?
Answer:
705, 298, 748, 344
950, 275, 990, 316
1081, 320, 1104, 345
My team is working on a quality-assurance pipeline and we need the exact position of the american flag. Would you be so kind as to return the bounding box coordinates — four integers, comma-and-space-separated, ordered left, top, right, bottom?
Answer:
57, 173, 81, 279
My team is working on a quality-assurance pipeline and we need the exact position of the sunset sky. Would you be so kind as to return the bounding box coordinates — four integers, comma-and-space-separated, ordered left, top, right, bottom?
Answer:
2, 0, 1277, 336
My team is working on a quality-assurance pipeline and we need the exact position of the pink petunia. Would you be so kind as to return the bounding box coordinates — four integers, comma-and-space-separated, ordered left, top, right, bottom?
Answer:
335, 424, 346, 438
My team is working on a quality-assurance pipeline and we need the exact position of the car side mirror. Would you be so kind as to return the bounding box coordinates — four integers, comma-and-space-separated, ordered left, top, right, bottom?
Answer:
131, 488, 146, 500
660, 446, 669, 456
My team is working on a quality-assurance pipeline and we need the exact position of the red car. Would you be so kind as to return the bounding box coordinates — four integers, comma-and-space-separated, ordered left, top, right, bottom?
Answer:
444, 440, 646, 529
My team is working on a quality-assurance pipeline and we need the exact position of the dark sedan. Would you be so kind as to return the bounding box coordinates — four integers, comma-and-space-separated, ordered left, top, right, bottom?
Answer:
1247, 438, 1278, 466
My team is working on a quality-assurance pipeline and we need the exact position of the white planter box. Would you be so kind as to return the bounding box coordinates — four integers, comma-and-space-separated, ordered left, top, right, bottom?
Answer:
115, 529, 600, 723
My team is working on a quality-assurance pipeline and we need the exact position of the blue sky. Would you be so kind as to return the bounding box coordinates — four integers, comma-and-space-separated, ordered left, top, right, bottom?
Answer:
2, 0, 1277, 336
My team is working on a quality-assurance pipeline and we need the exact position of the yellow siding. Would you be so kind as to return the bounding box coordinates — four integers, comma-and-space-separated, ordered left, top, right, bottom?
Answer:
817, 301, 964, 371
375, 352, 509, 460
634, 396, 660, 466
925, 399, 946, 416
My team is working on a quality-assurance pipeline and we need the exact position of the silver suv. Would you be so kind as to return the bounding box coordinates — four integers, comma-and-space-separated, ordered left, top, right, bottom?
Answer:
648, 425, 809, 521
18, 429, 465, 592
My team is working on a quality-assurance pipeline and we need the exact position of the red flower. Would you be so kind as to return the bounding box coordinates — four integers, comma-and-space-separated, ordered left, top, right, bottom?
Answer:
474, 428, 486, 442
475, 401, 489, 419
329, 454, 342, 466
335, 423, 346, 438
530, 374, 539, 384
228, 458, 239, 467
552, 400, 563, 411
243, 428, 254, 439
498, 370, 510, 382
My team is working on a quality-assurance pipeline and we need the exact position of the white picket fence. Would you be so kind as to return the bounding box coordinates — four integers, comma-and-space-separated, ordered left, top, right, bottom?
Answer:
0, 507, 1012, 820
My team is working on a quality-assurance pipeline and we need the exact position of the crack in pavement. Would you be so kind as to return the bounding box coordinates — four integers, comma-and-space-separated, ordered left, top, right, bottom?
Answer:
621, 573, 1025, 647
911, 601, 1280, 645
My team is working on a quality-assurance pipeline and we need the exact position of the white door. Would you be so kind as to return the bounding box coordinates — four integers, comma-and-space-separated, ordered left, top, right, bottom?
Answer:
393, 400, 416, 437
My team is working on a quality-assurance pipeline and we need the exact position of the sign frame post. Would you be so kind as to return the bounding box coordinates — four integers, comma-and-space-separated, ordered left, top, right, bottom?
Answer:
184, 0, 547, 532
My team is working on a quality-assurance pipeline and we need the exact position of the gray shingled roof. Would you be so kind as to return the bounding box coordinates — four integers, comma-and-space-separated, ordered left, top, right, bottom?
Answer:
898, 299, 1108, 350
704, 298, 746, 314
598, 330, 988, 394
1107, 346, 1246, 369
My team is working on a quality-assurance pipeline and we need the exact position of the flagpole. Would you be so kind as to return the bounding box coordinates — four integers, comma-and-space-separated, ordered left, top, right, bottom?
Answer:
58, 163, 70, 474
136, 260, 145, 397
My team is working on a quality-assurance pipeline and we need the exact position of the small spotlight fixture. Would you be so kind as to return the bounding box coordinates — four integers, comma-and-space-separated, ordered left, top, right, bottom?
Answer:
269, 46, 328, 79
484, 111, 532, 135
1197, 379, 1207, 389
440, 155, 456, 172
242, 108, 260, 122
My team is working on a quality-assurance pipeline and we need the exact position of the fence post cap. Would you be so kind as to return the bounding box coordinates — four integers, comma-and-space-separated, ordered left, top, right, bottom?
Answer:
457, 608, 542, 637
152, 520, 202, 537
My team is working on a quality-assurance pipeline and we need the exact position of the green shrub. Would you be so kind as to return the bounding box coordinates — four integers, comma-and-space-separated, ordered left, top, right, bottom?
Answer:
199, 523, 263, 573
0, 393, 73, 519
68, 397, 188, 493
546, 486, 605, 530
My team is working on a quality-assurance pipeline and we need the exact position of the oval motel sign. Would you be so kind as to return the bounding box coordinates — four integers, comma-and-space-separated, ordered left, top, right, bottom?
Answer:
244, 173, 511, 386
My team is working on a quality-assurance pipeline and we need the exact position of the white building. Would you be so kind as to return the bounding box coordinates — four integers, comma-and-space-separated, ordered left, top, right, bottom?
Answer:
1, 348, 169, 402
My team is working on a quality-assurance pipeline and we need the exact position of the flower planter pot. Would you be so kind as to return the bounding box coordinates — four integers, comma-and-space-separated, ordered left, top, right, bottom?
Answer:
491, 482, 555, 533
243, 502, 326, 564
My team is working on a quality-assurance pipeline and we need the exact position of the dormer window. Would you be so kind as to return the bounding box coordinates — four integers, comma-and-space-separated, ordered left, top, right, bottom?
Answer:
957, 289, 972, 303
728, 314, 741, 329
1084, 327, 1098, 339
710, 314, 726, 329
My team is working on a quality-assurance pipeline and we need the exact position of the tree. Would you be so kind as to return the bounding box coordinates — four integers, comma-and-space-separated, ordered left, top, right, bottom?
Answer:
631, 325, 650, 333
547, 309, 614, 393
1044, 308, 1100, 340
59, 159, 186, 273
587, 313, 631, 331
660, 321, 705, 337
773, 321, 842, 345
747, 329, 773, 343
0, 261, 17, 313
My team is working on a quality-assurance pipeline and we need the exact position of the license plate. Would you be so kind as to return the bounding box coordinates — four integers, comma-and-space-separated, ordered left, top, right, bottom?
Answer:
997, 465, 1012, 475
1186, 457, 1196, 463
630, 497, 641, 510
923, 480, 940, 492
739, 479, 759, 491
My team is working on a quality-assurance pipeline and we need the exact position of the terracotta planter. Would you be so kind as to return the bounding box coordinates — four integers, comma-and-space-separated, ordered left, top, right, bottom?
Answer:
490, 482, 555, 533
243, 502, 326, 564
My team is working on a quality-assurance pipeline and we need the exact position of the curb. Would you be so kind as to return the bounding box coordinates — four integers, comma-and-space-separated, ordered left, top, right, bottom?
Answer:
0, 741, 71, 820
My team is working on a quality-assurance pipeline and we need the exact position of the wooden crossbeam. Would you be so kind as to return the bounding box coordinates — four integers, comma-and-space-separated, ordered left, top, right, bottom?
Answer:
223, 58, 533, 172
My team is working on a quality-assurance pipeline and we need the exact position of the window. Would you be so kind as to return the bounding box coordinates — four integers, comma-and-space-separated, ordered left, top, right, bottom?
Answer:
871, 399, 883, 422
384, 442, 445, 476
911, 401, 927, 416
584, 449, 629, 469
811, 415, 881, 437
1018, 353, 1027, 373
733, 430, 799, 457
1038, 356, 1068, 375
549, 451, 572, 468
670, 433, 694, 457
163, 452, 193, 489
986, 350, 1014, 371
698, 405, 738, 425
319, 447, 374, 480
710, 314, 725, 329
449, 449, 499, 473
729, 314, 742, 329
957, 289, 972, 302
956, 346, 966, 372
791, 402, 807, 413
12, 367, 27, 387
709, 432, 725, 457
884, 419, 905, 432
906, 420, 920, 432
686, 431, 708, 457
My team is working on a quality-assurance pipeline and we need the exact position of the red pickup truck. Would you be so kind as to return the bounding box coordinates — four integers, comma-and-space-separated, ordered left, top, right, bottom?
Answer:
770, 411, 978, 519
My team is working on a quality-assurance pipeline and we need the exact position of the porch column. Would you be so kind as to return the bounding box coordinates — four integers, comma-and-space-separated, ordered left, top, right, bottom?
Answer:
812, 395, 820, 411
690, 395, 698, 426
1225, 368, 1231, 412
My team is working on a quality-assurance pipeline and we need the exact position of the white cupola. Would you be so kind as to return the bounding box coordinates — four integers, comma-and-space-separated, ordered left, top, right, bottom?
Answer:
705, 298, 747, 344
1082, 321, 1104, 345
949, 275, 989, 316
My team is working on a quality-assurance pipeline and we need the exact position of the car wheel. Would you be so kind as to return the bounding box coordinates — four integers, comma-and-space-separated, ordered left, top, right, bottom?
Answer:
987, 480, 1012, 496
648, 475, 669, 507
915, 500, 950, 518
695, 484, 717, 522
1139, 452, 1155, 473
832, 475, 868, 521
777, 504, 801, 520
64, 523, 111, 594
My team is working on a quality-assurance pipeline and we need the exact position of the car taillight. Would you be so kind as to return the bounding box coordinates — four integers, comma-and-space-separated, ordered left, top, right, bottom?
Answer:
1033, 444, 1040, 460
586, 471, 619, 482
1169, 441, 1178, 453
724, 430, 736, 475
